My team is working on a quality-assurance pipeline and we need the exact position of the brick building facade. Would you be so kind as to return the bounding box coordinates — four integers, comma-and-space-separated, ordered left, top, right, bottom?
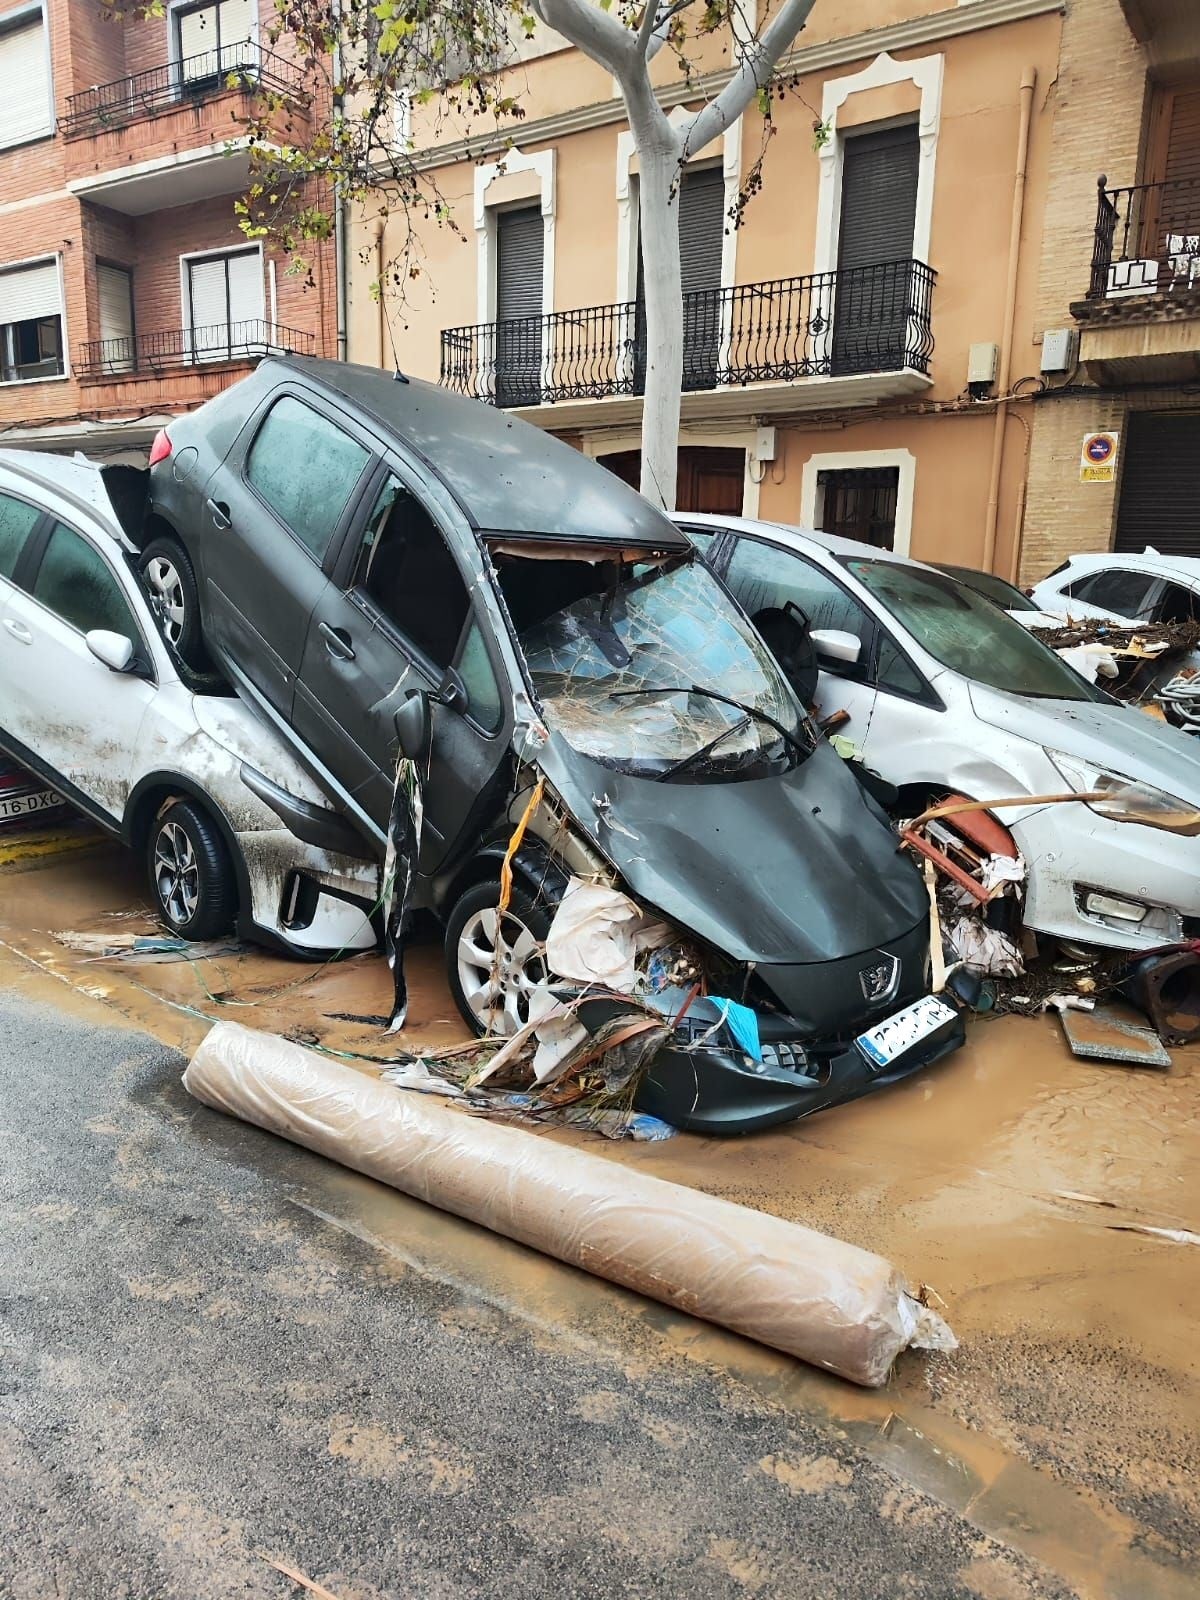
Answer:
0, 0, 336, 461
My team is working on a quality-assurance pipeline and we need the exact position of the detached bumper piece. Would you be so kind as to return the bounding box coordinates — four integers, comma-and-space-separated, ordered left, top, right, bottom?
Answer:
576, 991, 965, 1136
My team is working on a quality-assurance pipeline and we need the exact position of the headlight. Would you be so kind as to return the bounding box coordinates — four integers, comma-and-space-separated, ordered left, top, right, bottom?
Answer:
1048, 751, 1200, 837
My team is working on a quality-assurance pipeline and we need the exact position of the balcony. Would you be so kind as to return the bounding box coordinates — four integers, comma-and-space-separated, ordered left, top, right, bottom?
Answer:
1074, 174, 1200, 382
440, 260, 936, 427
61, 47, 306, 138
75, 319, 314, 407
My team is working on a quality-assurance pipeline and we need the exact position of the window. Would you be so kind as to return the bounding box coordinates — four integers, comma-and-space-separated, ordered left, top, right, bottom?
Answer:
32, 523, 141, 640
725, 537, 875, 677
186, 247, 264, 362
0, 11, 52, 149
816, 467, 900, 550
1065, 568, 1158, 620
175, 0, 256, 84
456, 620, 503, 733
246, 395, 369, 562
1155, 582, 1200, 625
0, 259, 63, 384
0, 491, 41, 582
351, 474, 471, 670
494, 206, 544, 407
97, 264, 134, 374
875, 633, 926, 698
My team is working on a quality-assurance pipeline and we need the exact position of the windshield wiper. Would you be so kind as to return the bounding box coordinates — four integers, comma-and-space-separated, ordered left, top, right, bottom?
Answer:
654, 714, 752, 783
609, 684, 812, 759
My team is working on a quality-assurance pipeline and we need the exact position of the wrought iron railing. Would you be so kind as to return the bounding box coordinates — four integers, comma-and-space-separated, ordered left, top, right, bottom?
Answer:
440, 259, 936, 406
62, 45, 305, 136
1088, 174, 1200, 298
76, 319, 314, 376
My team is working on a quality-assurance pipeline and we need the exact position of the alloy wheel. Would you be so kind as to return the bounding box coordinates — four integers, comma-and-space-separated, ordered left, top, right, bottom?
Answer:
144, 556, 187, 645
456, 905, 547, 1035
154, 820, 200, 927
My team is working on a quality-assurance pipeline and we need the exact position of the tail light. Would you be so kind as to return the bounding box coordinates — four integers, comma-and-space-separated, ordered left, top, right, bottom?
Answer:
148, 428, 172, 467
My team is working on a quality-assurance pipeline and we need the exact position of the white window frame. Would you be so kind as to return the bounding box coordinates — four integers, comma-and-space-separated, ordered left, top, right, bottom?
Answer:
473, 147, 556, 395
178, 241, 265, 361
0, 250, 69, 387
800, 447, 916, 558
0, 1, 55, 154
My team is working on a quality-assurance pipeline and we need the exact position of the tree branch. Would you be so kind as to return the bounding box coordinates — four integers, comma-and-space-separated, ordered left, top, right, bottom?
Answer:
641, 0, 697, 61
530, 0, 635, 68
681, 0, 818, 158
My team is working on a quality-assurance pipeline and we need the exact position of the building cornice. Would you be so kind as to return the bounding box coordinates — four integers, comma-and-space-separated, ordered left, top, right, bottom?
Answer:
406, 0, 1064, 173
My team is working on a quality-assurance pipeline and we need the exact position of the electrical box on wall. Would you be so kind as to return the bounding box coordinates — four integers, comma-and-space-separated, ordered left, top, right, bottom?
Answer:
967, 342, 999, 389
1041, 328, 1078, 374
753, 426, 777, 464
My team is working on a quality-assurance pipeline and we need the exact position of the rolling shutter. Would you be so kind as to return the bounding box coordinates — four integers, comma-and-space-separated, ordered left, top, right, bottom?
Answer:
495, 206, 543, 322
678, 165, 724, 296
179, 0, 255, 80
1163, 87, 1200, 189
98, 264, 134, 372
1115, 412, 1200, 558
0, 260, 60, 325
0, 16, 52, 146
837, 124, 920, 270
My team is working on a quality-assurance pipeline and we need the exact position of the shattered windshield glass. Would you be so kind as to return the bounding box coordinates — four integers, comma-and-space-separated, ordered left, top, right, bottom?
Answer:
844, 558, 1106, 702
517, 557, 805, 776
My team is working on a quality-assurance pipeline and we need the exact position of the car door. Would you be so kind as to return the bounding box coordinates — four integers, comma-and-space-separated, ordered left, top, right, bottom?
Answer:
2, 518, 155, 821
199, 386, 374, 714
0, 486, 49, 721
293, 464, 510, 866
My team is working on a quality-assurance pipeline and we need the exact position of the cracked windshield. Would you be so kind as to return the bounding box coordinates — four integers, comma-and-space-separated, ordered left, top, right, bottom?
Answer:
516, 556, 804, 775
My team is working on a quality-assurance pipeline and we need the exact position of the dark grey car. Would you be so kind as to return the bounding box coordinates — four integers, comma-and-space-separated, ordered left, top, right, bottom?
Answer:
134, 356, 961, 1132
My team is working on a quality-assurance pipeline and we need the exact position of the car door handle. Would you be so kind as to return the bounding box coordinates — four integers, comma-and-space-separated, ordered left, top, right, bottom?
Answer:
318, 622, 355, 661
2, 618, 32, 645
206, 498, 231, 530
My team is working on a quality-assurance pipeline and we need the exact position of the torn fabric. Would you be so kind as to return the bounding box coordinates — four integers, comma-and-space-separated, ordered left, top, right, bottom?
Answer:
382, 754, 424, 1033
545, 878, 674, 993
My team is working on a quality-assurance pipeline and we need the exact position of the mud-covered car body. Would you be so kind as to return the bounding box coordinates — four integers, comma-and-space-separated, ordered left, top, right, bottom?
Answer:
143, 357, 962, 1131
0, 449, 377, 957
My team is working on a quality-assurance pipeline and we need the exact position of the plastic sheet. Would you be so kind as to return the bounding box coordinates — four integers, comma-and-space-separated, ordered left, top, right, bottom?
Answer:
184, 1022, 955, 1387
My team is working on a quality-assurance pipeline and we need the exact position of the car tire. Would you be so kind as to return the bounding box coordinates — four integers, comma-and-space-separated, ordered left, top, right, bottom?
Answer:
139, 536, 209, 670
444, 880, 552, 1038
147, 798, 237, 941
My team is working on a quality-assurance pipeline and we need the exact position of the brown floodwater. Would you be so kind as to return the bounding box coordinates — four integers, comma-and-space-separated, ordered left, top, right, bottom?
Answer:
2, 831, 1197, 1590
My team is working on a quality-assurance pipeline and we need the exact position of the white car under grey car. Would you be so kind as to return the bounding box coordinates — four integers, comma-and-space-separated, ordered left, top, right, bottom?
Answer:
681, 513, 1200, 955
0, 449, 378, 956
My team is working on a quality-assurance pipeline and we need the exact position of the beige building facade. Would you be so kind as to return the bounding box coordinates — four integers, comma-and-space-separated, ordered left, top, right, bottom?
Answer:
1023, 0, 1200, 582
349, 0, 1074, 576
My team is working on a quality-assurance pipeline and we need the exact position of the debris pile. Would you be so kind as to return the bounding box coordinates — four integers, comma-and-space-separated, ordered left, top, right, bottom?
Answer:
1035, 617, 1200, 724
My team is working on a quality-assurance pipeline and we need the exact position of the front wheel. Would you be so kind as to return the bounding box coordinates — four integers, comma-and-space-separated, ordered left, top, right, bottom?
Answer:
147, 798, 237, 941
444, 881, 551, 1038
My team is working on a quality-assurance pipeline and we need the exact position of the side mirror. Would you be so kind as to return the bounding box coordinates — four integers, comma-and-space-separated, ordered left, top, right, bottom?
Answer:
431, 665, 469, 715
810, 628, 862, 666
394, 690, 432, 763
86, 629, 136, 673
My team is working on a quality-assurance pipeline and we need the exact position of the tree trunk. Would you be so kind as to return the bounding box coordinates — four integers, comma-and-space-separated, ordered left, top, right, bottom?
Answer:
634, 139, 684, 511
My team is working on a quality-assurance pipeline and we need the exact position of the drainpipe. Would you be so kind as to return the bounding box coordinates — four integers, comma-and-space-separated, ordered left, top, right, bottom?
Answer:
981, 68, 1036, 575
333, 1, 348, 362
372, 217, 387, 368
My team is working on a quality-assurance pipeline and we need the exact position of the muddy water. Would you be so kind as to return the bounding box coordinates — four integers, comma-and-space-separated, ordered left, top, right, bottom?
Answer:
3, 836, 1198, 1584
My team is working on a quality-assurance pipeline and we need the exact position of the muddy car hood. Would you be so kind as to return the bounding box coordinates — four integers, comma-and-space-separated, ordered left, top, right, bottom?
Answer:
968, 683, 1200, 798
536, 736, 927, 965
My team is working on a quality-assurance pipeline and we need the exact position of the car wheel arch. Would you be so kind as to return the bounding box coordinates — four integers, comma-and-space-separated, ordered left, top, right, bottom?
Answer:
434, 834, 571, 923
124, 773, 245, 920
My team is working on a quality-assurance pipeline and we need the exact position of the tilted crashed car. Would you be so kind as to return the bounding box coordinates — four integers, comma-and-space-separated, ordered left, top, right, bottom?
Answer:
121, 355, 964, 1132
0, 447, 378, 956
682, 512, 1200, 956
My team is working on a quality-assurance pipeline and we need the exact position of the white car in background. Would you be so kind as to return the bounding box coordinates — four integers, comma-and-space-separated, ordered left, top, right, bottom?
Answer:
1029, 549, 1200, 626
679, 512, 1200, 955
0, 449, 378, 956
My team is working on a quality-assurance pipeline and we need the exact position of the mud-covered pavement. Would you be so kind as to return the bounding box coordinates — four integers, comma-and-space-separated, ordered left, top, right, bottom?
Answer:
1, 827, 1196, 1599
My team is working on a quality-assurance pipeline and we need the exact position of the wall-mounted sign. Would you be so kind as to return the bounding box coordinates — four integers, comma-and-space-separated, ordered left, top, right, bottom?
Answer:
1080, 431, 1120, 483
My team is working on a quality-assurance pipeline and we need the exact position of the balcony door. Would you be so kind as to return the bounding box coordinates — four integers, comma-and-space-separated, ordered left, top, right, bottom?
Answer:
98, 265, 134, 374
634, 165, 724, 393
175, 0, 257, 87
832, 124, 919, 375
1144, 85, 1200, 290
494, 206, 544, 407
185, 247, 264, 363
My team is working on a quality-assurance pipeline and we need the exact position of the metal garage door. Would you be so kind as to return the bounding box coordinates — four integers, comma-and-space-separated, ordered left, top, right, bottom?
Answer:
1114, 412, 1200, 556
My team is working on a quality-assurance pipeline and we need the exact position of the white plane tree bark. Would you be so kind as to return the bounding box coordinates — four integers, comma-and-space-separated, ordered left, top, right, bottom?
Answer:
530, 0, 821, 510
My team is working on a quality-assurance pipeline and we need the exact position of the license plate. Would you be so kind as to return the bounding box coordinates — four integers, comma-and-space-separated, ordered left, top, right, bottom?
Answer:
856, 995, 957, 1069
0, 789, 62, 821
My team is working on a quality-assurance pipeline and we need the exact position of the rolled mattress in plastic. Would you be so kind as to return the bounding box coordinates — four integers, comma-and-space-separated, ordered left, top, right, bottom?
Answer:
184, 1022, 954, 1386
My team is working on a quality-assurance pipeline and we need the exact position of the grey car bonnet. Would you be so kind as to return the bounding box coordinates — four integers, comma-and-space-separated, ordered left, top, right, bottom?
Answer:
535, 734, 929, 966
289, 357, 690, 548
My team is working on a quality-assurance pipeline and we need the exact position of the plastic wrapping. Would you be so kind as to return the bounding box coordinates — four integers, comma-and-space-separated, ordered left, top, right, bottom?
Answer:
184, 1022, 955, 1386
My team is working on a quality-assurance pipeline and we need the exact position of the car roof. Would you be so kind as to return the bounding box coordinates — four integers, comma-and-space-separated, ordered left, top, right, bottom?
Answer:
0, 447, 122, 536
1055, 549, 1200, 585
673, 510, 933, 570
277, 357, 689, 551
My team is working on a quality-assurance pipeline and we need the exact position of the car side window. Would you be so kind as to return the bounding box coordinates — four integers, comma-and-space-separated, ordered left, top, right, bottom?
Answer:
32, 522, 141, 641
1066, 568, 1157, 619
875, 632, 927, 697
1154, 581, 1200, 625
724, 536, 874, 678
351, 473, 474, 673
246, 394, 370, 562
456, 619, 503, 734
0, 490, 42, 583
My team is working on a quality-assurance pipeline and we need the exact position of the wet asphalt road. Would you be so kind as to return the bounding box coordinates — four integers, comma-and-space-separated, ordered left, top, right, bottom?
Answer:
0, 979, 1086, 1600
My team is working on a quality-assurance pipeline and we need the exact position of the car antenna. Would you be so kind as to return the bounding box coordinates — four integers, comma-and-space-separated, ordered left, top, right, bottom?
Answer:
393, 367, 409, 383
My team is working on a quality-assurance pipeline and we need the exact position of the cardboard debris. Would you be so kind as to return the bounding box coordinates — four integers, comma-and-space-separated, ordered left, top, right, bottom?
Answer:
1057, 1004, 1172, 1068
